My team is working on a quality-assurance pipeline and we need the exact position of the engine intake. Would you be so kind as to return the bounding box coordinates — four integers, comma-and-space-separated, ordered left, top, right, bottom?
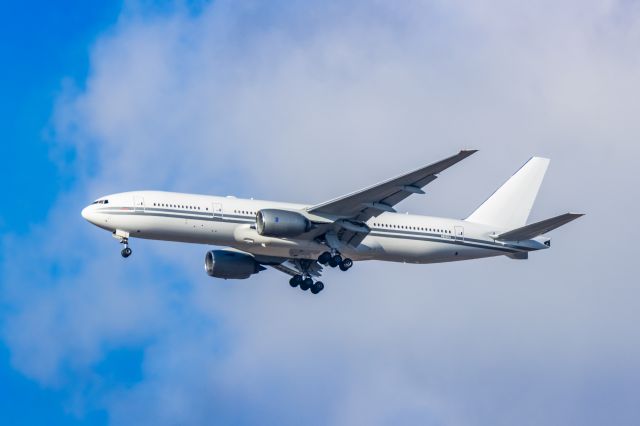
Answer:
256, 209, 311, 238
204, 250, 265, 279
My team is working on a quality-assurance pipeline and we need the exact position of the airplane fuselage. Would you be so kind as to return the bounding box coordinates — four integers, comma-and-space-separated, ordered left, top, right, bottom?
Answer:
82, 191, 548, 264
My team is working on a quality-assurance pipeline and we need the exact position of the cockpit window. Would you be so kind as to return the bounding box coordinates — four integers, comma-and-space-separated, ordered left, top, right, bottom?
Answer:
91, 200, 109, 205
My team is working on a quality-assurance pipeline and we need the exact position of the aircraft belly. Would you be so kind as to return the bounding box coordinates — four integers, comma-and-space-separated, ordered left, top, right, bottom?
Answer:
367, 234, 496, 264
116, 215, 326, 258
108, 214, 237, 245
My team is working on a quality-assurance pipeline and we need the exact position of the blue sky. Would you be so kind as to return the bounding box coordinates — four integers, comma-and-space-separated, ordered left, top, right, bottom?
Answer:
1, 1, 639, 425
0, 3, 123, 423
0, 1, 122, 233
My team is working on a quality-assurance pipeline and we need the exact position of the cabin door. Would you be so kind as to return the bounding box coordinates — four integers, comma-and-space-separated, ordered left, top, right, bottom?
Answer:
133, 196, 145, 212
454, 226, 464, 241
212, 203, 223, 219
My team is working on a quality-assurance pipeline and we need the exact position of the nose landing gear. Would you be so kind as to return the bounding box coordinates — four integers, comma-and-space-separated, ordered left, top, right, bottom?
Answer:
121, 245, 132, 258
113, 230, 133, 258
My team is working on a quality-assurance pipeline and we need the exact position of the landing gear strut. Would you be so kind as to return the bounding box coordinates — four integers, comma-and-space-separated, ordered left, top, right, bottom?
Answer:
113, 230, 132, 259
120, 238, 132, 258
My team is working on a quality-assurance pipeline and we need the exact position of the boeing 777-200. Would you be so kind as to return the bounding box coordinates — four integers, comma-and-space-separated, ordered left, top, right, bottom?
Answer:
81, 150, 582, 294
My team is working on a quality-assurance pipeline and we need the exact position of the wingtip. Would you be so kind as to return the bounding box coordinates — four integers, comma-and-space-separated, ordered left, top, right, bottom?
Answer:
563, 212, 585, 221
460, 149, 478, 155
531, 155, 550, 160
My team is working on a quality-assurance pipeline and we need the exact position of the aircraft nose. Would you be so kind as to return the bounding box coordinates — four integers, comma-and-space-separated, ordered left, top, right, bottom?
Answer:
81, 206, 91, 221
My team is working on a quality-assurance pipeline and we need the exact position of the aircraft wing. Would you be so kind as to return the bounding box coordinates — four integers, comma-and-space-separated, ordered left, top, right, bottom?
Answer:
307, 150, 476, 221
496, 213, 584, 241
305, 150, 477, 246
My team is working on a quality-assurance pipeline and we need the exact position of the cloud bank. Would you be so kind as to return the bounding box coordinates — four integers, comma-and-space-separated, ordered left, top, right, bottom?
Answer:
3, 1, 640, 424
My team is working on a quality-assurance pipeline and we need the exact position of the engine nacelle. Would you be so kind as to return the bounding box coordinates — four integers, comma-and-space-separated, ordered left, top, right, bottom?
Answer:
204, 250, 265, 279
256, 209, 311, 238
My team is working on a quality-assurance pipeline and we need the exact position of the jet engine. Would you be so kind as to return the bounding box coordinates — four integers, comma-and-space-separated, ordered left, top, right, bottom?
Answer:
256, 209, 311, 238
204, 250, 265, 279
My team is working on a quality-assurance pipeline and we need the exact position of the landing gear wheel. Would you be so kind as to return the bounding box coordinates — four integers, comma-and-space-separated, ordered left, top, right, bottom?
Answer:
121, 247, 132, 258
310, 282, 324, 294
289, 275, 303, 287
328, 254, 342, 268
339, 258, 353, 271
318, 251, 332, 265
300, 277, 313, 291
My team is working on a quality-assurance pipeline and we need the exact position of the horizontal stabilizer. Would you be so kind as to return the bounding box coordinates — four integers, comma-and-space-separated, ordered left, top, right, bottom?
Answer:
496, 213, 584, 241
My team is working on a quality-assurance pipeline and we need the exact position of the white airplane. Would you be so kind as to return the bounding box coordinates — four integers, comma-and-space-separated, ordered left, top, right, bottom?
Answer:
81, 150, 582, 294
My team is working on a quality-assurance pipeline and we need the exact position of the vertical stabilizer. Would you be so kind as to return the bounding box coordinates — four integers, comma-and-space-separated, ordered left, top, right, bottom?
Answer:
466, 157, 550, 229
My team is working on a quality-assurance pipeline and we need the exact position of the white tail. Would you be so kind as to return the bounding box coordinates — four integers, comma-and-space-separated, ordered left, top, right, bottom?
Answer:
466, 157, 550, 229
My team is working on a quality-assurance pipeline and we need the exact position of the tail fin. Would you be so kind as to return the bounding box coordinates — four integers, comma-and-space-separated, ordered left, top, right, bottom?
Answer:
466, 157, 550, 229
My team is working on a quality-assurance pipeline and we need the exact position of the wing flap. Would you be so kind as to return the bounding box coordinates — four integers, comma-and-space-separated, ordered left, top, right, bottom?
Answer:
496, 213, 584, 241
270, 263, 299, 277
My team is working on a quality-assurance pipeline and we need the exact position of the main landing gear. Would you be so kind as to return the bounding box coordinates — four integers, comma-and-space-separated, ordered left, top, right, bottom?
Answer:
286, 250, 352, 295
318, 251, 352, 271
289, 274, 324, 294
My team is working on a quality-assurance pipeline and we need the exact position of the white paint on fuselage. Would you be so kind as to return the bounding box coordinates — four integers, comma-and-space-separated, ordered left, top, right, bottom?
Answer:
81, 191, 547, 264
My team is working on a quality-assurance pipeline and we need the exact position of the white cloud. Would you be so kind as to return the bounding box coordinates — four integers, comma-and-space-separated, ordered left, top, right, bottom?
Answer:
3, 1, 640, 424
